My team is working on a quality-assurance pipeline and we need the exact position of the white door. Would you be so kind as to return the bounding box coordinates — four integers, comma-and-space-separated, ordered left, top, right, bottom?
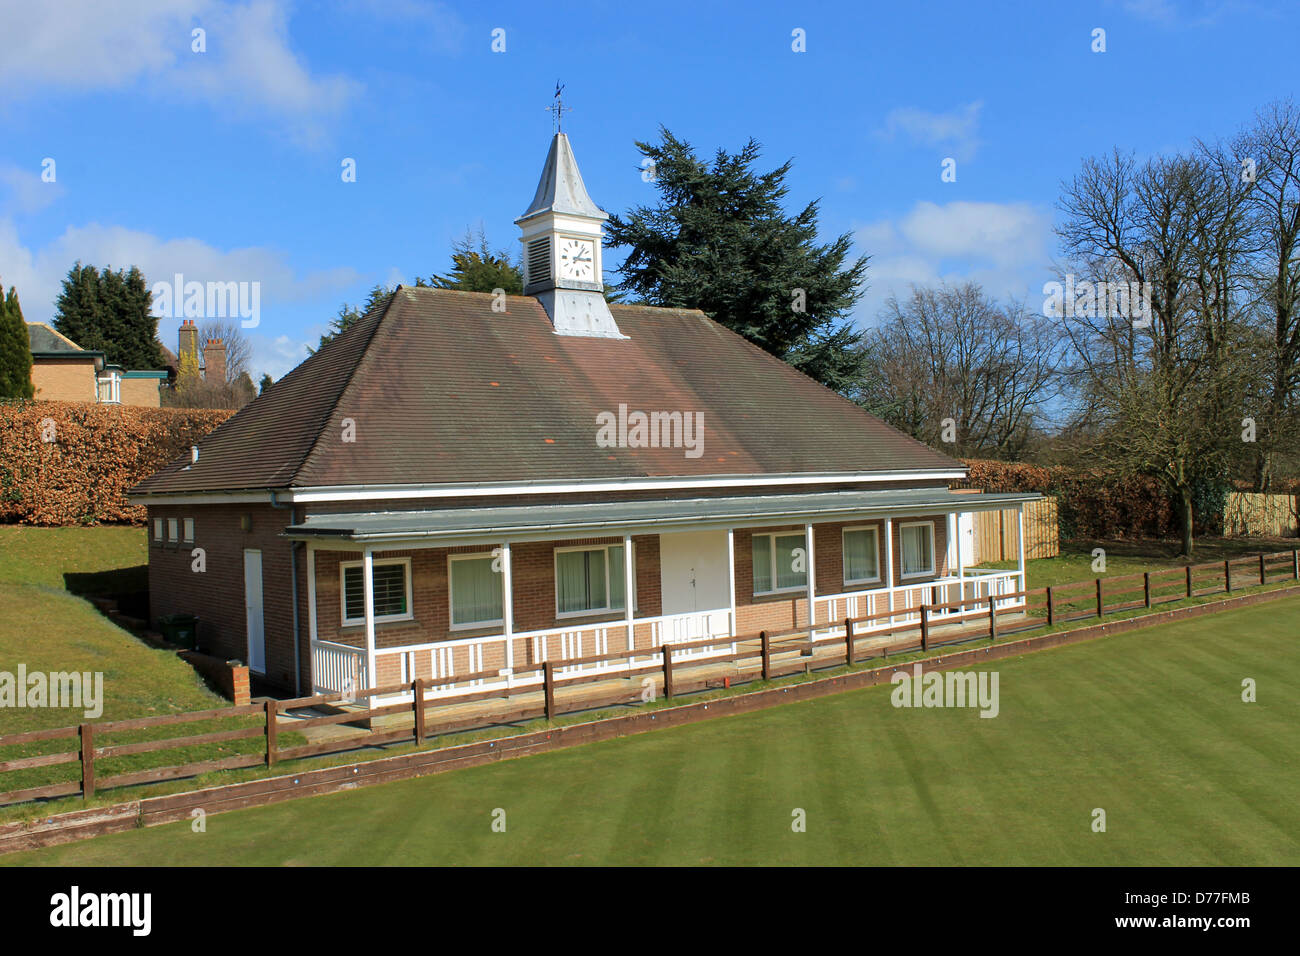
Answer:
959, 513, 976, 567
243, 549, 266, 674
658, 531, 730, 615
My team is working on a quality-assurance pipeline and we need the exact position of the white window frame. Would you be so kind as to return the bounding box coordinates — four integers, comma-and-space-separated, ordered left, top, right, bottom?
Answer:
339, 557, 414, 628
751, 530, 808, 597
166, 518, 179, 543
841, 525, 882, 587
153, 518, 163, 542
448, 552, 504, 631
553, 543, 634, 619
182, 518, 194, 543
899, 521, 936, 579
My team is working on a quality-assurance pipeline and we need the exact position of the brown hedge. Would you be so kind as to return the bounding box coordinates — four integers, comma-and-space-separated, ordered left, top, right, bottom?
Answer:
0, 401, 233, 525
958, 458, 1188, 540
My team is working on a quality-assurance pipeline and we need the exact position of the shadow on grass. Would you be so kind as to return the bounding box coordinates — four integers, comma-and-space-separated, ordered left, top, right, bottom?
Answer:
64, 566, 149, 617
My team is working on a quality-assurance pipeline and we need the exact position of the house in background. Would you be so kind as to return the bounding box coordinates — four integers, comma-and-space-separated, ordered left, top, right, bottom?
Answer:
25, 321, 166, 406
132, 133, 1040, 698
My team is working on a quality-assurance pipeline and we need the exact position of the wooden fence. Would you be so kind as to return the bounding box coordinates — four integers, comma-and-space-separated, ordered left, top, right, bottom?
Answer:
970, 497, 1060, 562
1224, 492, 1298, 538
2, 549, 1297, 811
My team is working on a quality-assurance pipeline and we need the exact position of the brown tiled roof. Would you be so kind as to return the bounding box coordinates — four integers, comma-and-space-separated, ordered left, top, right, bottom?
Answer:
131, 287, 960, 495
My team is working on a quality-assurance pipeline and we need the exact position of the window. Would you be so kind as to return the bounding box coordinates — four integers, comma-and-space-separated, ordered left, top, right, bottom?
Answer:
167, 518, 179, 543
182, 518, 195, 543
449, 554, 503, 629
340, 558, 412, 626
900, 522, 935, 578
842, 527, 880, 585
153, 518, 163, 542
555, 544, 629, 616
752, 532, 807, 595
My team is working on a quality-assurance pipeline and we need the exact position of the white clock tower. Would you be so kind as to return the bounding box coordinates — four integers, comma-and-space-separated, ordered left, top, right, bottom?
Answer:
515, 132, 625, 338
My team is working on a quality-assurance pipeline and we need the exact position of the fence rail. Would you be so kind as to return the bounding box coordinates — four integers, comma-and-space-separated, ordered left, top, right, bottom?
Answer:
3, 549, 1298, 810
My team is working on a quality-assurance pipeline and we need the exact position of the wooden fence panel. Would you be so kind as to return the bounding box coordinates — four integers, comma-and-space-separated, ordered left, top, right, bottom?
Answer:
970, 498, 1059, 563
1224, 492, 1298, 538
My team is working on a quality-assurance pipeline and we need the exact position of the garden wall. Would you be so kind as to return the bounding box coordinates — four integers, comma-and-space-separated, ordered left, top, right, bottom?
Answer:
0, 401, 233, 525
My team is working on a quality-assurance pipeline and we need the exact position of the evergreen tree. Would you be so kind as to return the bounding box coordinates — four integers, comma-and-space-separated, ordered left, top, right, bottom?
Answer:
0, 282, 34, 400
605, 128, 870, 392
313, 284, 394, 352
429, 229, 524, 294
53, 262, 163, 369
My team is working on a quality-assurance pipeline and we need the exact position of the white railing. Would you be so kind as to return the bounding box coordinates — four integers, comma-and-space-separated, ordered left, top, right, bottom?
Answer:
814, 570, 1024, 638
310, 639, 368, 697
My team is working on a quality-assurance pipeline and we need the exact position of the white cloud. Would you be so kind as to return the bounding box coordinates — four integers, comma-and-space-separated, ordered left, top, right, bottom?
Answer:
854, 199, 1054, 323
877, 101, 984, 162
0, 216, 358, 378
0, 163, 65, 215
0, 0, 361, 145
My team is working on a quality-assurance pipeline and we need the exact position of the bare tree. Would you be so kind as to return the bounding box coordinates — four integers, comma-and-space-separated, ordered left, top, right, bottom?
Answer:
857, 281, 1062, 459
1055, 150, 1255, 555
197, 319, 251, 383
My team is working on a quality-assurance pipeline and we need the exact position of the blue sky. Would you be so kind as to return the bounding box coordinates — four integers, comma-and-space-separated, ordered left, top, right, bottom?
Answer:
1, 0, 1294, 380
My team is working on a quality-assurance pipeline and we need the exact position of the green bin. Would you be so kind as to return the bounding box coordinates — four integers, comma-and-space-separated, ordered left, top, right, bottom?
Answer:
158, 613, 198, 649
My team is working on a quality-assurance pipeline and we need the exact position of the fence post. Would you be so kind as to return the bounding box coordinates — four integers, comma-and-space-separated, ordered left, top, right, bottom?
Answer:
264, 698, 278, 768
1224, 560, 1232, 593
412, 678, 425, 745
1143, 572, 1151, 609
79, 723, 94, 801
1293, 548, 1299, 580
1186, 565, 1193, 598
844, 618, 854, 667
543, 661, 556, 720
760, 631, 771, 681
1259, 553, 1266, 586
919, 605, 929, 651
989, 596, 998, 641
1095, 578, 1104, 618
1046, 586, 1055, 627
662, 644, 674, 699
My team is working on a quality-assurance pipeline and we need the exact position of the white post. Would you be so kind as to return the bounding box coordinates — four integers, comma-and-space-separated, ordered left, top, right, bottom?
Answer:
804, 522, 816, 633
362, 547, 377, 704
884, 517, 895, 628
306, 543, 318, 692
952, 511, 963, 608
623, 534, 635, 667
1017, 503, 1026, 604
501, 541, 514, 686
727, 528, 737, 653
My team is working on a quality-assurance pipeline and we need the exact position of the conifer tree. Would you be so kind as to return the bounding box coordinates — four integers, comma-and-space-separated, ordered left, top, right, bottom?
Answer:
0, 282, 34, 400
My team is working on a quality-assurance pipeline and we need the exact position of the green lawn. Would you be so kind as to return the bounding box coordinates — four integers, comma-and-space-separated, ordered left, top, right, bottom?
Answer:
0, 527, 275, 803
7, 597, 1297, 866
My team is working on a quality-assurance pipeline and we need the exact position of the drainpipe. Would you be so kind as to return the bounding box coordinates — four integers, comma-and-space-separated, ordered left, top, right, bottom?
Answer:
270, 491, 301, 696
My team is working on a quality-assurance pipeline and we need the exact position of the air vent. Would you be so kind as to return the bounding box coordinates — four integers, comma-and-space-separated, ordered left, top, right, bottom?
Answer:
527, 238, 550, 285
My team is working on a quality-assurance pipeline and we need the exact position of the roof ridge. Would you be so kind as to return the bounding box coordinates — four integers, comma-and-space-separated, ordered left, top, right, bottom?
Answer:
292, 288, 403, 485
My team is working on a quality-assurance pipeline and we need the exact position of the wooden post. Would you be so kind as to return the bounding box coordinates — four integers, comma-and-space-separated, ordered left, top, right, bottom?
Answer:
760, 630, 771, 681
662, 644, 674, 699
264, 698, 278, 768
1224, 560, 1232, 593
543, 661, 556, 720
989, 596, 998, 641
919, 605, 929, 651
79, 723, 94, 801
1046, 585, 1055, 627
1095, 578, 1104, 618
1143, 572, 1151, 609
844, 618, 854, 667
412, 678, 425, 745
1185, 564, 1193, 598
1293, 548, 1299, 579
1259, 553, 1266, 585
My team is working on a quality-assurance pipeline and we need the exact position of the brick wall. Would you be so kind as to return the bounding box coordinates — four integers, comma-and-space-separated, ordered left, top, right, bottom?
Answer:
31, 358, 97, 402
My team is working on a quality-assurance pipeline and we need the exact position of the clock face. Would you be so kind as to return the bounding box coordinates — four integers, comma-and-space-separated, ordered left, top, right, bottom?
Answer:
558, 238, 595, 281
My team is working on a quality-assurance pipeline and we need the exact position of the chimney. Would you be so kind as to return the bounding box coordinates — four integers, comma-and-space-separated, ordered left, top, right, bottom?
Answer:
203, 338, 226, 384
177, 319, 198, 363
